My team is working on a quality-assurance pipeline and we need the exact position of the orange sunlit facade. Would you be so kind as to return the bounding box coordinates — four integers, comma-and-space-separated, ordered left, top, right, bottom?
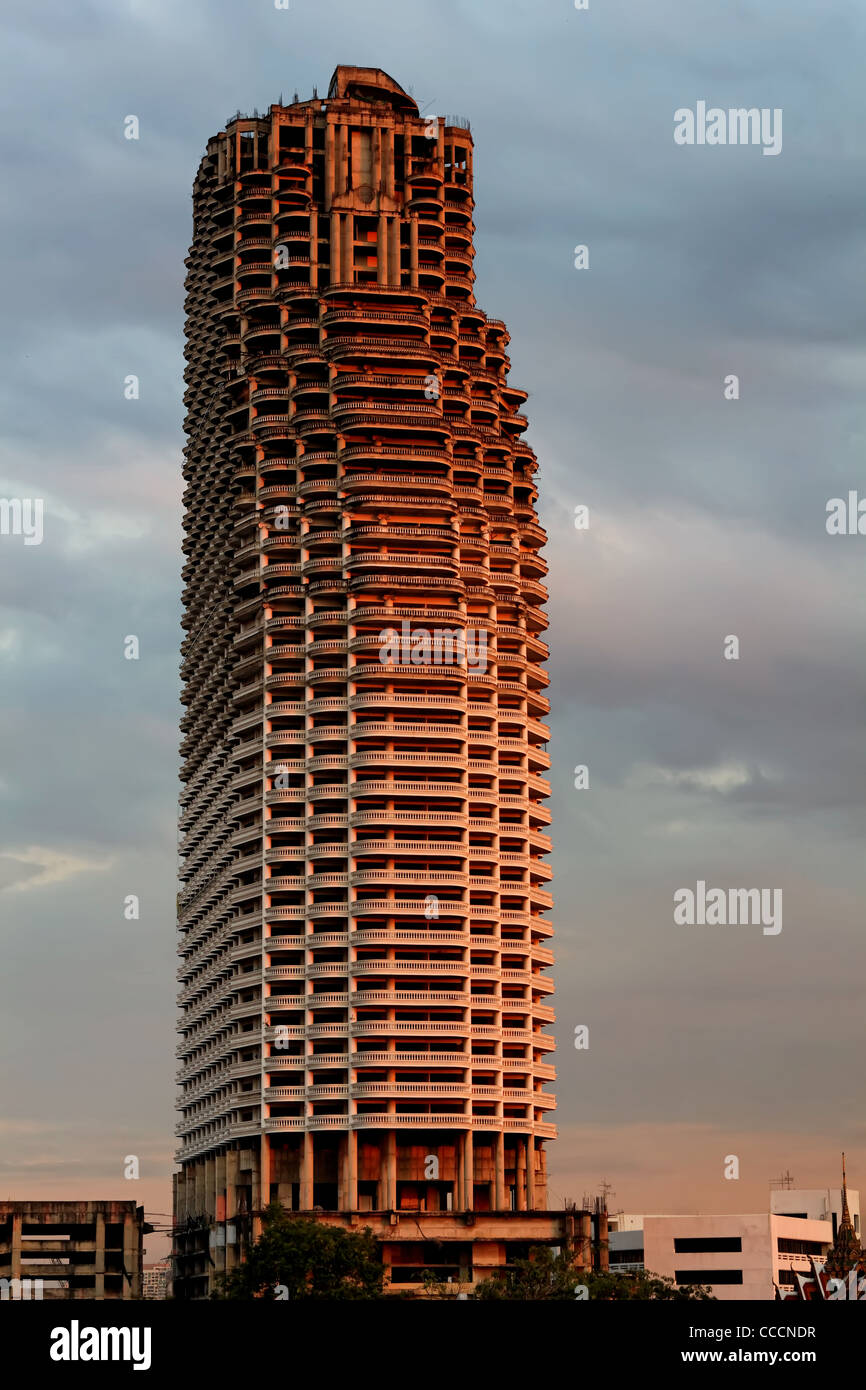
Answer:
174, 66, 559, 1296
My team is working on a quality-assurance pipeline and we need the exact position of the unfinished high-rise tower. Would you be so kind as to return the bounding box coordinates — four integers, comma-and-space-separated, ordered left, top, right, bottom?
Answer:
174, 65, 566, 1297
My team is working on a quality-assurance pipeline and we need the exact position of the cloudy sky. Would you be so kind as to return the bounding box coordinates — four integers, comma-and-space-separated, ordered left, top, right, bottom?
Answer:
1, 0, 864, 1252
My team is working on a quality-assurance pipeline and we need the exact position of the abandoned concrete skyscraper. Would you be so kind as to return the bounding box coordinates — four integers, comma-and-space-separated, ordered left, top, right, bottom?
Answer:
174, 65, 563, 1296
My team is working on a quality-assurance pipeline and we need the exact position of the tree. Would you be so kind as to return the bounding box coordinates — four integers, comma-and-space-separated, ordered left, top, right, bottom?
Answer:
580, 1269, 714, 1301
473, 1245, 714, 1300
212, 1204, 385, 1300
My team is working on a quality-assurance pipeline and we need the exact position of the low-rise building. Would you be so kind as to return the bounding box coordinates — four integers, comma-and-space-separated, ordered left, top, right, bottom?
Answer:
0, 1201, 148, 1300
642, 1212, 831, 1300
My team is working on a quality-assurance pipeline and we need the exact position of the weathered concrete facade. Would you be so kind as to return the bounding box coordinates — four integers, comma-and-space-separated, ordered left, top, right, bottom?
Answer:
0, 1200, 145, 1300
176, 65, 557, 1297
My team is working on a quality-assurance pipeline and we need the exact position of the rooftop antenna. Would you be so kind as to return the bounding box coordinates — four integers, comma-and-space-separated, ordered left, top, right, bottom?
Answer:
769, 1170, 795, 1190
599, 1179, 615, 1210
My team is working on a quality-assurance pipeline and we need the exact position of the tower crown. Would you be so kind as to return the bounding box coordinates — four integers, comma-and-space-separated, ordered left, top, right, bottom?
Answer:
327, 65, 418, 114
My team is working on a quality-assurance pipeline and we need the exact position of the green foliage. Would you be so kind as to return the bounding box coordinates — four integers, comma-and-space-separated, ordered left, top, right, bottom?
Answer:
580, 1268, 715, 1301
212, 1203, 385, 1300
473, 1245, 714, 1300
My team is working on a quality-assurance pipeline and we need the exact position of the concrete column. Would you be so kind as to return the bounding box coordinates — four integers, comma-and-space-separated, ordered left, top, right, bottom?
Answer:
301, 1131, 314, 1210
194, 1160, 205, 1216
330, 209, 340, 284
225, 1149, 239, 1220
214, 1152, 227, 1276
341, 214, 353, 283
225, 1149, 240, 1273
10, 1212, 22, 1281
463, 1129, 474, 1212
250, 1146, 264, 1240
347, 1128, 358, 1211
310, 207, 318, 289
516, 1141, 527, 1211
373, 126, 382, 193
494, 1131, 506, 1211
377, 214, 387, 285
338, 1134, 348, 1210
260, 1134, 272, 1209
388, 219, 400, 287
456, 1134, 465, 1209
123, 1211, 140, 1299
207, 1152, 218, 1219
526, 1137, 536, 1211
325, 122, 335, 205
383, 128, 394, 199
340, 124, 350, 196
94, 1212, 105, 1299
410, 219, 419, 288
385, 1132, 397, 1210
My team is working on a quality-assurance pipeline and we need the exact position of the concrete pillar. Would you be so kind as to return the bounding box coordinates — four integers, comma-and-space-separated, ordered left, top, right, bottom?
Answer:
214, 1152, 227, 1276
383, 128, 394, 199
373, 126, 382, 193
194, 1160, 205, 1216
463, 1129, 474, 1212
338, 1134, 348, 1210
385, 1132, 397, 1210
340, 124, 350, 198
330, 214, 340, 286
516, 1141, 527, 1211
494, 1131, 506, 1211
123, 1211, 140, 1298
309, 207, 318, 289
410, 219, 419, 288
388, 219, 400, 287
456, 1133, 465, 1209
341, 214, 353, 283
260, 1134, 272, 1209
206, 1152, 218, 1219
347, 1128, 358, 1210
94, 1211, 105, 1299
526, 1137, 536, 1211
251, 1145, 264, 1239
377, 214, 387, 285
225, 1150, 240, 1273
10, 1212, 22, 1281
301, 1131, 314, 1210
325, 122, 335, 205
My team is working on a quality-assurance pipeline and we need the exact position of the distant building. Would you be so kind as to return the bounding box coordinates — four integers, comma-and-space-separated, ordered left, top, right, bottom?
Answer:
770, 1183, 860, 1241
643, 1213, 831, 1300
607, 1201, 840, 1299
607, 1212, 645, 1272
142, 1259, 170, 1300
0, 1201, 148, 1300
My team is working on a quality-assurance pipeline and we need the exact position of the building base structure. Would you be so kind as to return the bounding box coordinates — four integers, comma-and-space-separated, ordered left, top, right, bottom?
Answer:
173, 1136, 597, 1297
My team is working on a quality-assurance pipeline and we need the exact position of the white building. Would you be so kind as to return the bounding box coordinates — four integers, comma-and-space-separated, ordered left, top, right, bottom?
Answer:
642, 1213, 831, 1300
770, 1187, 860, 1241
607, 1204, 837, 1299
